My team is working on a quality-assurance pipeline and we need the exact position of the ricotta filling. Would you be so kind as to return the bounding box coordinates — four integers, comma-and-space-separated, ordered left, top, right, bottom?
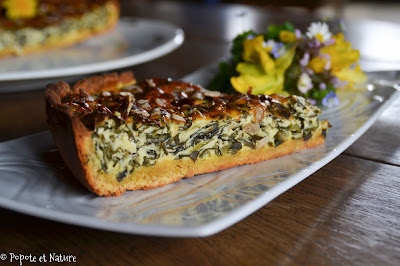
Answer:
91, 101, 324, 182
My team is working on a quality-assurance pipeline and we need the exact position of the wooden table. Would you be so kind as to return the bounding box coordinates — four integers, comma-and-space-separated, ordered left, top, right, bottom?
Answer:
1, 1, 400, 265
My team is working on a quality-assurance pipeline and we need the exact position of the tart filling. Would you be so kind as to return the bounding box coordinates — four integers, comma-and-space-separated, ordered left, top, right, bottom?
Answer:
62, 77, 329, 183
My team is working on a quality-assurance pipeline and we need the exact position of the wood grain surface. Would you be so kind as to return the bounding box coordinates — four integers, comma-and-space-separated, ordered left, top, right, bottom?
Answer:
0, 155, 399, 265
0, 1, 399, 265
345, 96, 400, 166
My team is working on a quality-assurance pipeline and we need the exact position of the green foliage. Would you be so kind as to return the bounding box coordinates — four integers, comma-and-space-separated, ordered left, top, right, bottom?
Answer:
208, 62, 236, 94
305, 81, 335, 102
283, 59, 302, 95
231, 30, 257, 65
265, 22, 295, 40
209, 30, 256, 92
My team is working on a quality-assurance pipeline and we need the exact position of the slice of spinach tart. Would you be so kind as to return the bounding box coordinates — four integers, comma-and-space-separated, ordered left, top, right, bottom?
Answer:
45, 72, 329, 196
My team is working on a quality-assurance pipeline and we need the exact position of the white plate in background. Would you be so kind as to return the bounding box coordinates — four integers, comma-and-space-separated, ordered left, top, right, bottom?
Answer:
0, 18, 184, 92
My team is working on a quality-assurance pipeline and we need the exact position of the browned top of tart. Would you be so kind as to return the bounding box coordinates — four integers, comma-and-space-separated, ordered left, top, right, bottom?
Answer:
0, 0, 111, 30
59, 75, 303, 130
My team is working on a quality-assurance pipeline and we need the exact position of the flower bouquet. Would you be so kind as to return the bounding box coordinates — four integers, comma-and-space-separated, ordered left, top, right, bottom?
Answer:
209, 22, 367, 107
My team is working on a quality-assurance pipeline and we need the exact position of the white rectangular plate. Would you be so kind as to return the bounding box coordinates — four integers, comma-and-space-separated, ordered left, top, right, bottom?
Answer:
0, 66, 398, 237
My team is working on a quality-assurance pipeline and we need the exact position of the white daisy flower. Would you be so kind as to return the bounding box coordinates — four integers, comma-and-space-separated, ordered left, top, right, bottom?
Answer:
306, 22, 332, 43
297, 72, 313, 94
262, 39, 276, 51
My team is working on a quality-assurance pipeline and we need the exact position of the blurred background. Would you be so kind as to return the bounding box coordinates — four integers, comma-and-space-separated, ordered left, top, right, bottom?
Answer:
121, 0, 400, 24
119, 0, 400, 72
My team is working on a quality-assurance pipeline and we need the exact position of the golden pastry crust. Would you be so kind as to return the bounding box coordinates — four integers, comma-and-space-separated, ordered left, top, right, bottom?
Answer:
45, 72, 136, 193
0, 0, 120, 58
46, 72, 329, 196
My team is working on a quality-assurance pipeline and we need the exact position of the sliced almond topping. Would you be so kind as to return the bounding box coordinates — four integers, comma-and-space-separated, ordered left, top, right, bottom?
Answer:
146, 79, 157, 87
132, 109, 150, 117
260, 100, 270, 107
137, 99, 149, 104
122, 95, 133, 118
120, 91, 134, 97
150, 108, 162, 119
139, 103, 151, 110
204, 90, 221, 98
253, 107, 264, 122
256, 136, 270, 149
171, 114, 186, 123
163, 113, 171, 122
123, 85, 143, 94
190, 92, 203, 100
243, 123, 260, 134
155, 98, 167, 107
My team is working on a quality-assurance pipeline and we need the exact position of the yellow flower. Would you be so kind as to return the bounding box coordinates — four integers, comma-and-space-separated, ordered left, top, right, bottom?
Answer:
279, 30, 296, 43
320, 32, 366, 89
308, 56, 328, 74
231, 63, 289, 95
315, 33, 324, 43
334, 65, 367, 90
2, 0, 38, 19
231, 36, 296, 95
320, 32, 360, 73
242, 36, 268, 64
242, 35, 275, 73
